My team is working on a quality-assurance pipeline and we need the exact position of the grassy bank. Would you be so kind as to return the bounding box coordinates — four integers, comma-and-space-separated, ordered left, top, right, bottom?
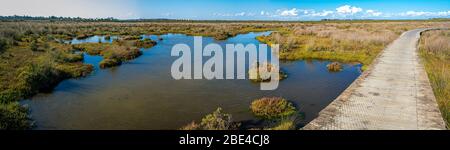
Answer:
419, 29, 450, 128
0, 39, 92, 129
257, 22, 449, 70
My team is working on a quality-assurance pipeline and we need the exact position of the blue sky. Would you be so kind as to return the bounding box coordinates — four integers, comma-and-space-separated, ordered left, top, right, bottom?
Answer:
1, 0, 449, 20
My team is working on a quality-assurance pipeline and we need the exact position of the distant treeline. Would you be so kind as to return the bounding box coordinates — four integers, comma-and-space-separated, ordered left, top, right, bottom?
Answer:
0, 15, 118, 22
0, 15, 449, 23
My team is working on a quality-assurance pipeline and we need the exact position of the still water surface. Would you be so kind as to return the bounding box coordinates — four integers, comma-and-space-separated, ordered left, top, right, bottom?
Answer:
23, 32, 361, 129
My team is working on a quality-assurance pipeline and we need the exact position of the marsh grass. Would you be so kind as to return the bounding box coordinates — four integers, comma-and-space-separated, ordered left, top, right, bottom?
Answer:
134, 38, 157, 48
0, 102, 32, 130
73, 41, 144, 68
248, 97, 301, 130
265, 119, 296, 130
99, 59, 122, 68
0, 37, 92, 129
180, 107, 240, 130
181, 99, 300, 130
419, 30, 450, 128
0, 21, 278, 129
250, 97, 297, 120
257, 22, 450, 71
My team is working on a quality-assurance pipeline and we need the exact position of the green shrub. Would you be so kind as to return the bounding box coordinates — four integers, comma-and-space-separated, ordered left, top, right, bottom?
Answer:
0, 90, 21, 103
180, 107, 239, 130
200, 107, 236, 130
0, 102, 32, 130
250, 97, 296, 119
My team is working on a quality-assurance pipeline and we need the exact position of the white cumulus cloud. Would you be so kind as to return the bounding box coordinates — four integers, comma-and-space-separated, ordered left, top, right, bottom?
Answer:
216, 6, 449, 20
336, 5, 363, 14
279, 8, 299, 16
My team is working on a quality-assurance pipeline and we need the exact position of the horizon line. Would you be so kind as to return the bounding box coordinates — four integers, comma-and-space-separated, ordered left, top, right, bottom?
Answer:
1, 15, 449, 22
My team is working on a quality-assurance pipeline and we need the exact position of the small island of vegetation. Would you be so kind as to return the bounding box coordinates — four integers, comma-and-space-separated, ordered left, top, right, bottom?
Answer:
181, 97, 299, 130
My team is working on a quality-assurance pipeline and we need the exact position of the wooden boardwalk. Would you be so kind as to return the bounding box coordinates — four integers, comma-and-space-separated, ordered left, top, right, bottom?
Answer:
304, 29, 446, 130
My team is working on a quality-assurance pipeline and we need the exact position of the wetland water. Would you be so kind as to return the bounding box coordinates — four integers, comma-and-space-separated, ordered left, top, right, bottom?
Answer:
22, 32, 361, 129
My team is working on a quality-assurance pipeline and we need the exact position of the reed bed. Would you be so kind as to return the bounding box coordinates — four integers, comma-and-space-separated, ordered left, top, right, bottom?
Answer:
419, 29, 450, 128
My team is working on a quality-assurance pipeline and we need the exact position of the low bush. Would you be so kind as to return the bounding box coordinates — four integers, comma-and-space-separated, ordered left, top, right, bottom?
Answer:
0, 90, 21, 104
250, 97, 296, 119
0, 102, 32, 130
180, 107, 240, 130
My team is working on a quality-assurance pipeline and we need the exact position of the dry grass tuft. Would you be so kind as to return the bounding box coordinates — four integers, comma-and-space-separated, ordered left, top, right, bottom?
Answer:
419, 29, 450, 128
